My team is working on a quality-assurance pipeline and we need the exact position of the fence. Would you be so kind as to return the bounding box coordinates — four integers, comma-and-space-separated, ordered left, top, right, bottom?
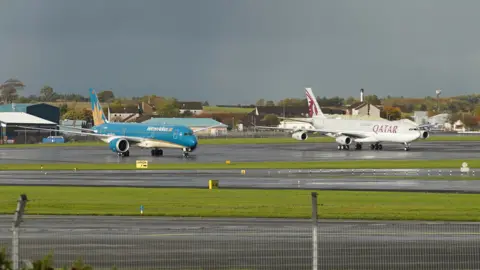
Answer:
1, 194, 480, 270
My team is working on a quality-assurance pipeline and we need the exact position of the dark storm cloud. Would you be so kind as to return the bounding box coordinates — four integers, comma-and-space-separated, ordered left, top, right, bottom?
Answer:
1, 0, 480, 104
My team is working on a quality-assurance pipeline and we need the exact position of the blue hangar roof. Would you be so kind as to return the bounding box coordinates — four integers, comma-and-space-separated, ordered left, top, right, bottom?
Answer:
142, 117, 227, 127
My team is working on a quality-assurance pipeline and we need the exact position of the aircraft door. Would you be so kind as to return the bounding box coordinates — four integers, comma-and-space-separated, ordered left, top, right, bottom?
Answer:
173, 128, 179, 139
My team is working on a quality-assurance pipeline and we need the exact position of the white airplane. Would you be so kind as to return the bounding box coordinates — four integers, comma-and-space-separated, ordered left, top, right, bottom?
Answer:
255, 88, 432, 151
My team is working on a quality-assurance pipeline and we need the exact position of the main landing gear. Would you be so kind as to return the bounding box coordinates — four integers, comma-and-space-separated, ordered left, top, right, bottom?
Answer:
337, 143, 363, 151
370, 143, 383, 151
151, 148, 163, 156
403, 143, 411, 151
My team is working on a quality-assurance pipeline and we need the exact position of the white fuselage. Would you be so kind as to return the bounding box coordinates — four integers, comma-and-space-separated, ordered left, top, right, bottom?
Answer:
311, 118, 423, 143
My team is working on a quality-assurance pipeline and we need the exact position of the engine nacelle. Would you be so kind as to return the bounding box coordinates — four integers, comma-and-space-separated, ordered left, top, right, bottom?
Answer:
335, 135, 352, 145
109, 138, 130, 153
292, 132, 308, 141
421, 131, 429, 139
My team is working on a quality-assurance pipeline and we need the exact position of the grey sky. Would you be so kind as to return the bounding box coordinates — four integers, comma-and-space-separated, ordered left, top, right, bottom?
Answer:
1, 0, 480, 104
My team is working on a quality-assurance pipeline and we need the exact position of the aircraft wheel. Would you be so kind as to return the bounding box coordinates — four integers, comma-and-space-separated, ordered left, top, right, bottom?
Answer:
337, 145, 342, 150
378, 144, 383, 150
370, 144, 375, 150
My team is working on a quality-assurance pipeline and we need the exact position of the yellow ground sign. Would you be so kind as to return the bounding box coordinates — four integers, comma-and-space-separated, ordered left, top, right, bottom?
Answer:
136, 160, 148, 169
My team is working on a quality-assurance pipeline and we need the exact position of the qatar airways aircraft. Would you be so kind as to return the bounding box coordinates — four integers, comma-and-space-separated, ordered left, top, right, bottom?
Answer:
255, 88, 431, 151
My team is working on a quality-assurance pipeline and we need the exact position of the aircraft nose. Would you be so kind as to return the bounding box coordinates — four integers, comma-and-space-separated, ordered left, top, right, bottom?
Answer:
189, 138, 198, 151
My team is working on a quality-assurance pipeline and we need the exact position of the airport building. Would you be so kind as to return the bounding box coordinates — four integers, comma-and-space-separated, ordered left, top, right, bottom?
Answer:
0, 112, 57, 144
0, 103, 60, 124
142, 117, 228, 136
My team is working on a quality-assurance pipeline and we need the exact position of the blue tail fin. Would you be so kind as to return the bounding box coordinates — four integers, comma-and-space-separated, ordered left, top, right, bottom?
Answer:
89, 88, 108, 126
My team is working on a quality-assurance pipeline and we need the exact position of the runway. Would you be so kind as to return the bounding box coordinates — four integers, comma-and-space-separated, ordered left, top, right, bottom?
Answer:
0, 169, 478, 193
0, 216, 479, 269
0, 141, 479, 164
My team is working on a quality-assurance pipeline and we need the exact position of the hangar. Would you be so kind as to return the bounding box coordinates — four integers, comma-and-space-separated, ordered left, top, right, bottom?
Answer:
0, 103, 60, 124
0, 112, 57, 144
142, 118, 228, 136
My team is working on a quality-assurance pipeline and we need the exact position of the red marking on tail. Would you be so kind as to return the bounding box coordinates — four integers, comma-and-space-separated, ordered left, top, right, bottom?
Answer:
305, 91, 318, 117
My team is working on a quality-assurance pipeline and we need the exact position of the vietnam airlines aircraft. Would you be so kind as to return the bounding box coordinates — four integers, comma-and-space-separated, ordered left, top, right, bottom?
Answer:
20, 88, 221, 158
255, 88, 432, 151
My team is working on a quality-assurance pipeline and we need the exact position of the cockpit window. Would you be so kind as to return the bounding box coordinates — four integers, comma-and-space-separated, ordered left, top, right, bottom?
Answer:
184, 132, 193, 136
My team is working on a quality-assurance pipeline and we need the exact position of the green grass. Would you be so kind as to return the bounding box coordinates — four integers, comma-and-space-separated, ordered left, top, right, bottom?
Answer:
2, 186, 480, 221
203, 106, 254, 113
0, 159, 478, 170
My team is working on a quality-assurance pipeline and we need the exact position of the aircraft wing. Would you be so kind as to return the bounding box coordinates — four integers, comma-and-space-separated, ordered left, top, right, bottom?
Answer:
57, 125, 96, 133
15, 125, 146, 143
254, 125, 368, 138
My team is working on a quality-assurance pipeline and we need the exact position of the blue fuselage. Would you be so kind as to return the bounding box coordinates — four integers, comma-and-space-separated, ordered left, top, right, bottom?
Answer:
91, 122, 198, 150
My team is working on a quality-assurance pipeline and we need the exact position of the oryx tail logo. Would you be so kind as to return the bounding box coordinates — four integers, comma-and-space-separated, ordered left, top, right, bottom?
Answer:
89, 88, 108, 126
305, 89, 318, 117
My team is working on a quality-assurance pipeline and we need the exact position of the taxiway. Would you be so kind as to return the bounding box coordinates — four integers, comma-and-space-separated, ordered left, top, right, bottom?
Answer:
0, 141, 478, 164
0, 216, 479, 269
0, 169, 478, 193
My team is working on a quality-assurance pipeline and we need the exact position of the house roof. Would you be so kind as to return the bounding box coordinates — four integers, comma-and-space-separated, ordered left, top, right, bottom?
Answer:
348, 102, 380, 110
0, 112, 56, 125
142, 117, 227, 127
109, 105, 139, 114
177, 101, 203, 110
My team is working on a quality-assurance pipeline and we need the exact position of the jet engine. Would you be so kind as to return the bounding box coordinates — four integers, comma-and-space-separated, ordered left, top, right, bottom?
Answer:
420, 131, 429, 139
335, 135, 352, 145
109, 138, 130, 153
292, 131, 308, 141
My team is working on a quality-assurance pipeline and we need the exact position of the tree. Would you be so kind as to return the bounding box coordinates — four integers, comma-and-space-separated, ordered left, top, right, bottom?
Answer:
449, 113, 478, 129
265, 100, 275, 106
62, 110, 83, 120
157, 98, 180, 117
59, 104, 69, 116
381, 106, 402, 120
256, 99, 265, 106
0, 85, 17, 103
262, 114, 280, 126
364, 95, 381, 105
40, 85, 55, 101
97, 90, 115, 102
181, 110, 193, 117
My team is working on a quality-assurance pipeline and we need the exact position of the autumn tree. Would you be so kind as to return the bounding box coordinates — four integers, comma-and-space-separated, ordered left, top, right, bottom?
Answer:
449, 113, 478, 129
381, 106, 402, 120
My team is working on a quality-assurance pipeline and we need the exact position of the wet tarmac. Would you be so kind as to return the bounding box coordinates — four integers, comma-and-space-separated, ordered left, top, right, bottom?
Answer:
0, 169, 478, 193
0, 141, 479, 164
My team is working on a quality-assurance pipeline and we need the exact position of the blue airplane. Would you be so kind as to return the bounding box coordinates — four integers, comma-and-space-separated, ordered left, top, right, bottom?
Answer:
21, 88, 220, 158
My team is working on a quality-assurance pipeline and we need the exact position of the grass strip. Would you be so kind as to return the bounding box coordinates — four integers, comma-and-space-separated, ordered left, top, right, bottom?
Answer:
1, 186, 480, 221
0, 135, 478, 148
0, 159, 477, 170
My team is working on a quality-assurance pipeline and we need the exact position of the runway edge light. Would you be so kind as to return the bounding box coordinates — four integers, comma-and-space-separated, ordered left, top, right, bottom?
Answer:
140, 205, 144, 215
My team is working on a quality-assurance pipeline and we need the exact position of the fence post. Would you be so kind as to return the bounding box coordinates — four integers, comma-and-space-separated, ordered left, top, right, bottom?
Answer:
12, 194, 28, 270
311, 192, 318, 270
